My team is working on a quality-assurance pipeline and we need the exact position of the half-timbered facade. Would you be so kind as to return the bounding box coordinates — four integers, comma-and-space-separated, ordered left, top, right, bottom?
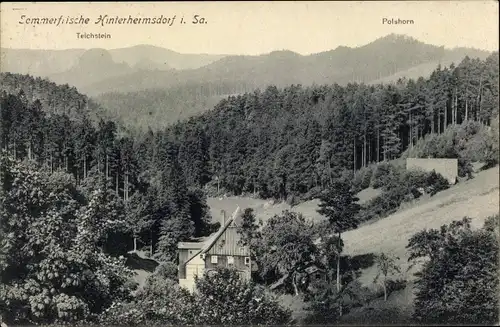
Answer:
178, 207, 251, 292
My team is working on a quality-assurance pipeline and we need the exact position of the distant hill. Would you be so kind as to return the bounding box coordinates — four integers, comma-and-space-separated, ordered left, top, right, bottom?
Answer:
108, 44, 226, 70
2, 34, 492, 98
94, 84, 239, 131
0, 72, 109, 122
0, 44, 226, 78
370, 46, 491, 84
80, 34, 492, 96
2, 34, 494, 131
47, 48, 138, 90
0, 48, 86, 76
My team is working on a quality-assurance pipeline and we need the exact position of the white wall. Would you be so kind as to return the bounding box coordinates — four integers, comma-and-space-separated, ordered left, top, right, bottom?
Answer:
406, 158, 458, 184
179, 252, 205, 292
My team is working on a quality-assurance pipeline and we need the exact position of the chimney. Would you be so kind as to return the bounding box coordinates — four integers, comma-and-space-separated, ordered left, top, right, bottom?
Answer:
220, 210, 227, 226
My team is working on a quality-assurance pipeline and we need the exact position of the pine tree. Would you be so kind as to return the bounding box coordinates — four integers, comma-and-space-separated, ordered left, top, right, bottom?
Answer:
317, 178, 360, 315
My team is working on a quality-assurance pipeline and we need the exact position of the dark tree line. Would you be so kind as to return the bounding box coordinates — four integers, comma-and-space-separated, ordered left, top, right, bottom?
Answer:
2, 54, 498, 207
167, 53, 498, 200
0, 89, 216, 261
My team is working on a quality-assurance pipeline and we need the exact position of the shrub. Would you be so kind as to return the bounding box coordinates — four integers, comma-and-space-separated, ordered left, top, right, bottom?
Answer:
403, 120, 498, 177
358, 169, 449, 223
371, 162, 393, 189
305, 278, 377, 324
0, 158, 134, 325
341, 306, 412, 325
193, 268, 292, 325
150, 261, 178, 281
352, 166, 374, 192
371, 162, 406, 190
425, 170, 450, 195
99, 277, 196, 326
407, 217, 499, 325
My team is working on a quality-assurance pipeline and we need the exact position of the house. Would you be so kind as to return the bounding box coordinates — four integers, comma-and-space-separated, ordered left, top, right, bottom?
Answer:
406, 158, 458, 184
178, 207, 252, 292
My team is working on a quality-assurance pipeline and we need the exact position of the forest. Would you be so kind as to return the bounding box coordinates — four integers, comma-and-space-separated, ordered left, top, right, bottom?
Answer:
0, 51, 499, 325
1, 53, 499, 254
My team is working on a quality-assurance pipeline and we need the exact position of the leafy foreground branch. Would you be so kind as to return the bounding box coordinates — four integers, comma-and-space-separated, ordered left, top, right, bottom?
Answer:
0, 156, 134, 325
0, 156, 291, 326
407, 215, 500, 325
100, 267, 292, 326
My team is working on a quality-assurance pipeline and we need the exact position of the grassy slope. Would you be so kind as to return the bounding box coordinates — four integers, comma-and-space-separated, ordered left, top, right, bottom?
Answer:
343, 165, 499, 284
339, 166, 499, 323
209, 166, 498, 276
207, 166, 499, 321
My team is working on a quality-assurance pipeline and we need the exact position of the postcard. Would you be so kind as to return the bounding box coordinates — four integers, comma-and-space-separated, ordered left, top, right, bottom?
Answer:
1, 1, 499, 326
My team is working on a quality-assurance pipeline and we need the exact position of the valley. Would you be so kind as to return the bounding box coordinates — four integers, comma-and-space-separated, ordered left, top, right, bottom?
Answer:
1, 26, 498, 326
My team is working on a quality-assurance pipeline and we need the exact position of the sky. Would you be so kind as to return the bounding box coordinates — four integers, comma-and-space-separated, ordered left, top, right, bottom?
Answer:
1, 1, 498, 55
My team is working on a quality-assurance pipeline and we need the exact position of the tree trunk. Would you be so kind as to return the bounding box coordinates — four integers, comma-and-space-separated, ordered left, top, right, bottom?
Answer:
409, 111, 412, 149
123, 172, 126, 202
353, 139, 356, 173
383, 276, 388, 301
150, 229, 154, 257
454, 91, 458, 124
83, 156, 87, 179
477, 78, 482, 121
126, 173, 129, 202
336, 232, 341, 290
133, 236, 137, 252
292, 273, 299, 296
368, 138, 372, 164
438, 108, 441, 134
382, 136, 386, 161
431, 111, 435, 134
376, 128, 380, 162
337, 232, 343, 317
465, 98, 469, 121
363, 133, 367, 167
106, 153, 109, 179
444, 102, 448, 130
328, 159, 333, 185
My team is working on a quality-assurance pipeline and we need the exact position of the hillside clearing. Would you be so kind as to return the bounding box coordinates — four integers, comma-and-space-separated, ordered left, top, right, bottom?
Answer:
343, 165, 499, 284
208, 165, 499, 286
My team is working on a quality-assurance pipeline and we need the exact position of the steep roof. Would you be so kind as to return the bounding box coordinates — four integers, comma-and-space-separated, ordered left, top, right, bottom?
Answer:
184, 207, 241, 265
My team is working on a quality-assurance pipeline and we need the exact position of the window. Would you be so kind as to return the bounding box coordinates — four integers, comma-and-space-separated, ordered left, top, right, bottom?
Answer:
227, 256, 234, 265
244, 257, 251, 265
211, 255, 218, 264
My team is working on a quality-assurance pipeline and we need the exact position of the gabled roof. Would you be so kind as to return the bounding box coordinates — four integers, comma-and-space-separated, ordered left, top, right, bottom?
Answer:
184, 207, 241, 265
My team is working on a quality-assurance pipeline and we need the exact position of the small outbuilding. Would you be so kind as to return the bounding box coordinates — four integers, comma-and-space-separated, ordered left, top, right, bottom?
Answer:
406, 158, 458, 184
